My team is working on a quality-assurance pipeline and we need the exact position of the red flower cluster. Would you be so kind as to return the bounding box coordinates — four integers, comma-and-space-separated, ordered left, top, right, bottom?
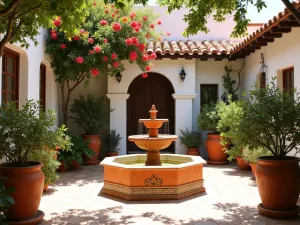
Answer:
129, 51, 138, 61
100, 20, 108, 26
75, 56, 84, 64
51, 30, 58, 40
130, 12, 136, 19
139, 43, 146, 52
111, 53, 117, 60
112, 22, 121, 31
103, 56, 108, 61
53, 17, 61, 27
113, 62, 119, 68
91, 68, 100, 77
103, 38, 108, 43
125, 37, 139, 46
60, 44, 67, 50
93, 45, 101, 53
88, 38, 94, 44
73, 35, 80, 41
142, 73, 148, 78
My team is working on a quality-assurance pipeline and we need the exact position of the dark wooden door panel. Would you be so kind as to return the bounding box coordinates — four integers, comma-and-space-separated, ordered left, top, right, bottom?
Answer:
127, 73, 175, 154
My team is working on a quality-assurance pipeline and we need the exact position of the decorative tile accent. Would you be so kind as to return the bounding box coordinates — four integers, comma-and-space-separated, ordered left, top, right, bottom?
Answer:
144, 174, 163, 186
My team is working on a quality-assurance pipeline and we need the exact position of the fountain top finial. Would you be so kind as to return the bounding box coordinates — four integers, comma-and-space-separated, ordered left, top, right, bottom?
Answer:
149, 104, 157, 120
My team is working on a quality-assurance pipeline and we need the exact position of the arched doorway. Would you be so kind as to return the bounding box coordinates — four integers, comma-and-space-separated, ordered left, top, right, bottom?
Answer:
127, 73, 175, 154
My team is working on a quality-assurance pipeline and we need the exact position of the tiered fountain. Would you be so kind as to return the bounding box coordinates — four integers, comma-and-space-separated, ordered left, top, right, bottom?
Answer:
100, 105, 206, 200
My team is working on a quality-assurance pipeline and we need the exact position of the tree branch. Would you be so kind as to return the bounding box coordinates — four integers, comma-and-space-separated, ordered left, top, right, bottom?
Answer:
281, 0, 300, 24
0, 0, 21, 17
14, 1, 42, 19
232, 60, 245, 94
0, 10, 17, 56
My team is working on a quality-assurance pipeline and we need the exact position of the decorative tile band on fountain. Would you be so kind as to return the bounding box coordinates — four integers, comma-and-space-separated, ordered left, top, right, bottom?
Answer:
100, 105, 207, 200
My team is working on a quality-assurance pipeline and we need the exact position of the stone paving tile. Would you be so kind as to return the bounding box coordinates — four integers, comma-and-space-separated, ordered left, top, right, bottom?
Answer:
39, 162, 300, 225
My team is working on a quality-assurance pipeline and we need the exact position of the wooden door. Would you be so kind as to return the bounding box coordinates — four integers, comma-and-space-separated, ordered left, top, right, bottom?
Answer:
127, 73, 175, 154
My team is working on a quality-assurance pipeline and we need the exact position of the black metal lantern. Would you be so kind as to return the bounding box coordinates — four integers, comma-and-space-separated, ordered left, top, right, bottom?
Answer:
116, 72, 122, 83
179, 67, 186, 81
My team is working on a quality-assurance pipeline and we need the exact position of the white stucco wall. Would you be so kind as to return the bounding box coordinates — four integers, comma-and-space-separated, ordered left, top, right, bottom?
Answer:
242, 27, 300, 157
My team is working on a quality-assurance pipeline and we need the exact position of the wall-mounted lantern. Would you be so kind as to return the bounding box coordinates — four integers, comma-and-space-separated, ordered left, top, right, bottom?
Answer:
179, 67, 186, 81
116, 72, 122, 83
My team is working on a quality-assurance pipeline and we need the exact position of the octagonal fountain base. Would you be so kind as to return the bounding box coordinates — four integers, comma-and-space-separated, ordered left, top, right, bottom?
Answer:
100, 154, 207, 200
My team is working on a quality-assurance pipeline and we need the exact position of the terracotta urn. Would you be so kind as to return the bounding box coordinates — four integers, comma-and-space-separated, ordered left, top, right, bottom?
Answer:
205, 133, 229, 165
187, 148, 200, 156
249, 163, 256, 179
0, 161, 44, 221
236, 156, 251, 170
82, 135, 101, 165
57, 161, 68, 172
70, 160, 81, 169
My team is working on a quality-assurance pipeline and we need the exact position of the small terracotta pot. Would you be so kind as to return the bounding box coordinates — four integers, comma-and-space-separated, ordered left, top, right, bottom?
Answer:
82, 135, 101, 165
70, 160, 81, 169
43, 183, 49, 192
206, 134, 229, 164
250, 163, 256, 178
57, 161, 68, 172
256, 156, 300, 212
187, 148, 200, 156
236, 156, 251, 170
108, 152, 119, 157
0, 161, 44, 221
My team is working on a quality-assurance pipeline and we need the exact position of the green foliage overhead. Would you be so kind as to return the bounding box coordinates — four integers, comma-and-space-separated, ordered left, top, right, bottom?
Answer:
179, 128, 202, 149
0, 100, 70, 166
106, 129, 122, 152
238, 79, 300, 157
197, 102, 220, 134
70, 94, 113, 135
0, 0, 90, 56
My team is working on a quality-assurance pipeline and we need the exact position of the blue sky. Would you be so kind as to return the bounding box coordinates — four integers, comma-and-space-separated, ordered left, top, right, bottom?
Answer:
146, 0, 286, 23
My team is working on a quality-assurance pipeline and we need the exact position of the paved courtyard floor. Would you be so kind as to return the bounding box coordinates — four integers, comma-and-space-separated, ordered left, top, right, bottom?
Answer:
40, 161, 300, 225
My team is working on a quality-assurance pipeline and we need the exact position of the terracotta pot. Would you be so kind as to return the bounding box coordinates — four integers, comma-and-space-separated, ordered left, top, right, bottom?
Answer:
256, 156, 300, 211
70, 160, 81, 169
0, 161, 44, 221
107, 152, 119, 157
236, 156, 251, 170
43, 183, 49, 192
82, 135, 101, 165
250, 163, 256, 179
206, 134, 229, 164
187, 148, 200, 156
57, 161, 68, 172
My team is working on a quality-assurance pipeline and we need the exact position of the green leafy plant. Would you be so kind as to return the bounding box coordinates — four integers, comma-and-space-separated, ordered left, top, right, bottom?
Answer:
197, 102, 220, 134
57, 136, 94, 166
179, 128, 202, 148
242, 147, 272, 164
0, 100, 70, 166
28, 149, 61, 185
107, 130, 122, 153
70, 94, 113, 135
0, 178, 14, 223
238, 79, 300, 157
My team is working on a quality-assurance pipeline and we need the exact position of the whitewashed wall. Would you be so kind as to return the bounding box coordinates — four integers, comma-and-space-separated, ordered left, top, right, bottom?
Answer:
242, 27, 300, 157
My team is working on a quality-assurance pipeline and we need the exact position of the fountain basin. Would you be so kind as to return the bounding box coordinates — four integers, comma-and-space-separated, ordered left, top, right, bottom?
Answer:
139, 119, 168, 129
128, 135, 178, 151
100, 154, 207, 200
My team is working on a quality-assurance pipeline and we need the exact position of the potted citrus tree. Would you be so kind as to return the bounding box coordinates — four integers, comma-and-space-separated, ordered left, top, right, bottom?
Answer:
70, 94, 112, 165
106, 130, 122, 157
179, 128, 202, 155
238, 80, 300, 218
197, 102, 229, 164
0, 100, 68, 223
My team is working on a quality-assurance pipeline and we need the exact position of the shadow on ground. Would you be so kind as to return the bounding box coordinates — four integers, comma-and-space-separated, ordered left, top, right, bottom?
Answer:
42, 203, 300, 225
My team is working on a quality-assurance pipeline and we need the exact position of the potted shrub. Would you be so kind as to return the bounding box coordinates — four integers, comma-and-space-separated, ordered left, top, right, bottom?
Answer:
70, 94, 112, 165
238, 81, 300, 218
179, 128, 202, 155
0, 100, 67, 222
106, 130, 122, 157
197, 102, 229, 164
216, 97, 250, 170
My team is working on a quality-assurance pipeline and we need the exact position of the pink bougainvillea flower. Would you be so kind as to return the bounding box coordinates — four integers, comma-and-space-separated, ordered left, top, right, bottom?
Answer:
112, 22, 121, 31
138, 22, 143, 28
130, 21, 138, 28
143, 16, 148, 21
142, 73, 148, 78
132, 37, 139, 46
125, 38, 133, 45
150, 52, 157, 59
105, 9, 109, 14
88, 38, 94, 44
51, 32, 58, 40
103, 38, 108, 43
139, 43, 146, 52
142, 54, 149, 62
150, 24, 155, 29
134, 27, 140, 32
53, 18, 61, 27
113, 62, 119, 68
103, 56, 108, 61
111, 53, 117, 60
157, 20, 162, 25
100, 20, 108, 26
130, 12, 136, 19
60, 44, 67, 49
111, 13, 115, 18
75, 56, 84, 64
129, 51, 138, 61
93, 45, 101, 53
145, 65, 151, 71
89, 50, 95, 55
91, 68, 100, 77
79, 29, 85, 34
73, 35, 80, 41
122, 16, 128, 23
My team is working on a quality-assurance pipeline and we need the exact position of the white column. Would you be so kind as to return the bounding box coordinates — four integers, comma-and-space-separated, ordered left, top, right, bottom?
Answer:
106, 93, 130, 155
172, 94, 197, 154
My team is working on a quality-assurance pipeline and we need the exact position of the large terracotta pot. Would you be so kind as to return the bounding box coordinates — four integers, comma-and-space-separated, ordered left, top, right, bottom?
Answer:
250, 163, 256, 179
82, 135, 101, 165
70, 160, 81, 169
107, 152, 119, 157
187, 148, 200, 156
43, 183, 49, 192
256, 156, 300, 212
57, 161, 68, 172
236, 156, 251, 170
0, 161, 44, 221
206, 133, 229, 164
